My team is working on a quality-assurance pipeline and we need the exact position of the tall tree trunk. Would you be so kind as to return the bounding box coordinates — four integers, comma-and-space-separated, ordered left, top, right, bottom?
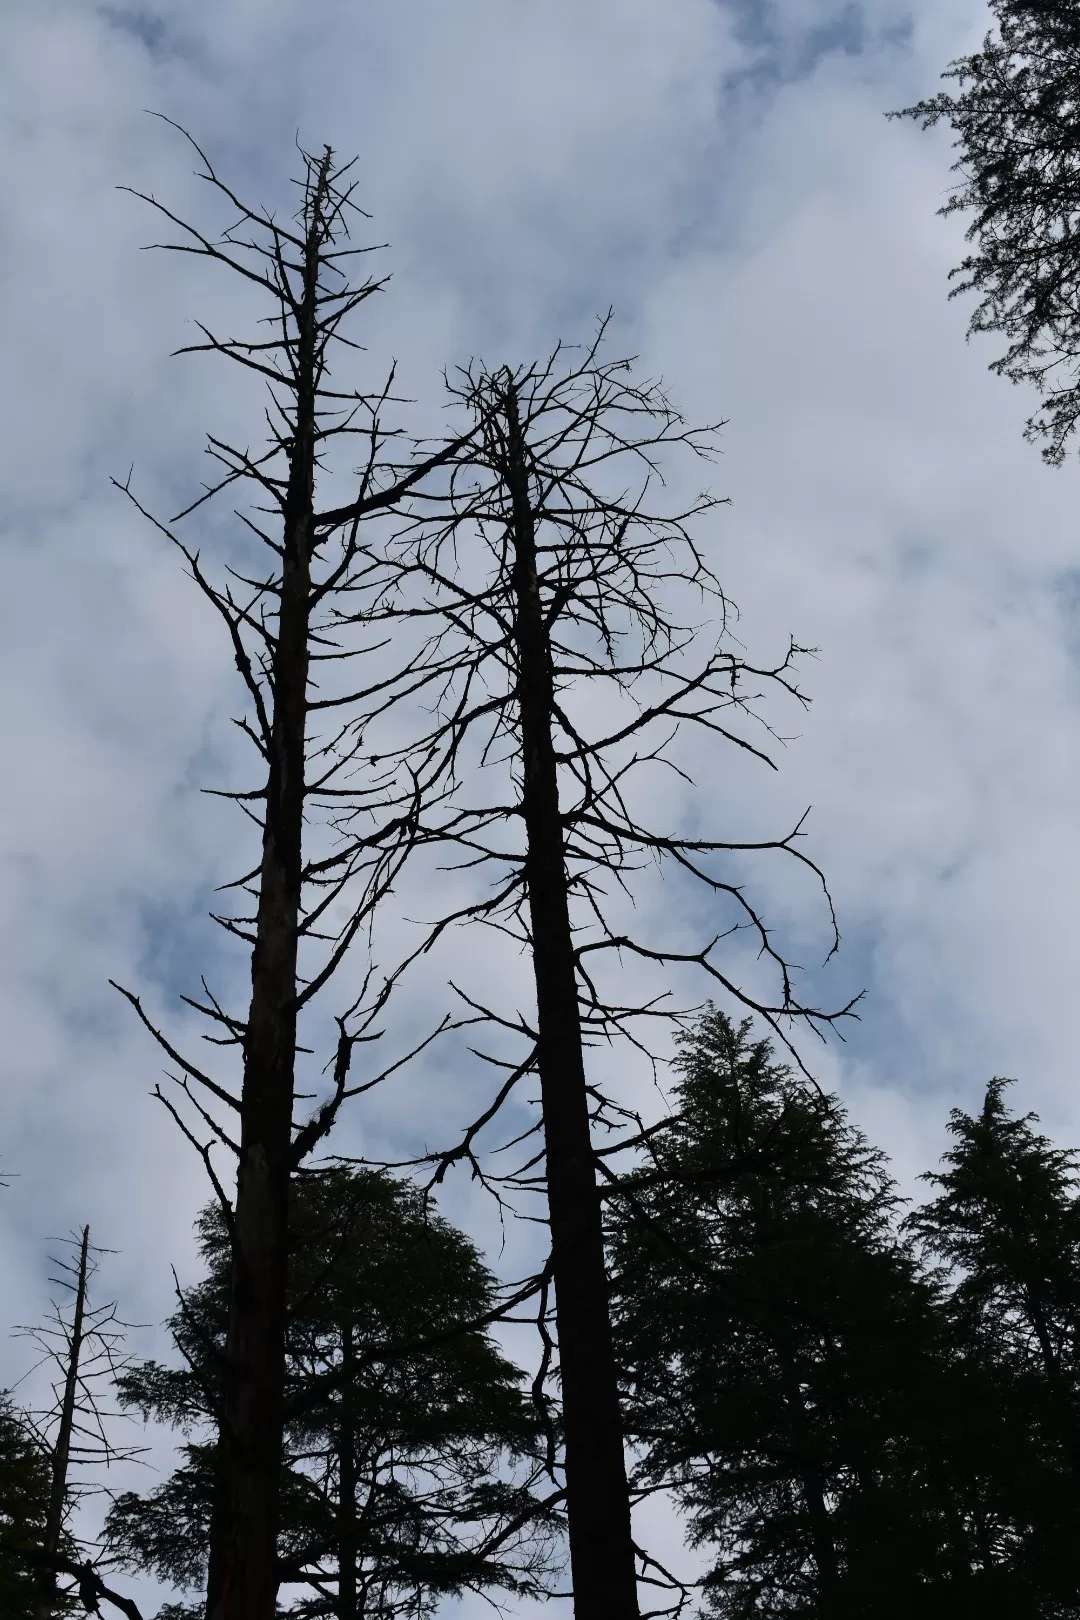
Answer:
337, 1324, 358, 1620
799, 1461, 840, 1615
1024, 1284, 1080, 1491
33, 1225, 89, 1620
776, 1341, 839, 1615
205, 155, 328, 1620
503, 381, 640, 1620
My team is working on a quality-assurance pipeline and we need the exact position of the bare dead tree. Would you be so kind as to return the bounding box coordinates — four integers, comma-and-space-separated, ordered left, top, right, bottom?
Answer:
11, 1227, 143, 1619
37, 1227, 90, 1619
31, 1225, 90, 1620
320, 331, 859, 1619
113, 124, 476, 1620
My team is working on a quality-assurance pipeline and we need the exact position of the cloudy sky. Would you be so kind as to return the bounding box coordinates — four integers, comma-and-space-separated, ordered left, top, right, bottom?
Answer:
3, 0, 1079, 1612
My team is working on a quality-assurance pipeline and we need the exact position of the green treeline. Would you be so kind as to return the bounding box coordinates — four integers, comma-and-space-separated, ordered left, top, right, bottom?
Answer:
4, 1010, 1080, 1616
610, 1011, 1080, 1618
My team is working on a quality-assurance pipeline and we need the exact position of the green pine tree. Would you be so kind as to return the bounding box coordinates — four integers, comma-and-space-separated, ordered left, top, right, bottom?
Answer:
907, 1077, 1080, 1611
105, 1168, 558, 1618
608, 1011, 993, 1619
892, 0, 1080, 465
0, 1394, 54, 1618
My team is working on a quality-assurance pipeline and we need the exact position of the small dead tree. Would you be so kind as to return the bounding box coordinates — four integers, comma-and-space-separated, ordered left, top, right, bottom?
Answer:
326, 334, 858, 1619
114, 125, 471, 1620
12, 1227, 143, 1619
33, 1226, 91, 1619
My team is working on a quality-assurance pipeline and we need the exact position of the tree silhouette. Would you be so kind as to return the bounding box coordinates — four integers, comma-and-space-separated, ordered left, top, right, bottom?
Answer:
115, 124, 470, 1620
907, 1077, 1080, 1610
0, 1233, 146, 1619
892, 0, 1080, 462
104, 1167, 557, 1618
0, 1395, 57, 1619
116, 122, 852, 1620
607, 1012, 1080, 1619
337, 340, 855, 1617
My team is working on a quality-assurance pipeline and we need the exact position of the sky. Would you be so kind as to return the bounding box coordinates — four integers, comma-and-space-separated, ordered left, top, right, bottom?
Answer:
3, 0, 1080, 1613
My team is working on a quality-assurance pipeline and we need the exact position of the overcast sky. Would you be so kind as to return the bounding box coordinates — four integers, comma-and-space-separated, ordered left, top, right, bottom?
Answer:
3, 0, 1079, 1613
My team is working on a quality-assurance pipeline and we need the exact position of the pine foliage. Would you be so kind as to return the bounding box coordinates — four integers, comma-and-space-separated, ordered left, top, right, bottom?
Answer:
105, 1168, 557, 1618
610, 1012, 1080, 1618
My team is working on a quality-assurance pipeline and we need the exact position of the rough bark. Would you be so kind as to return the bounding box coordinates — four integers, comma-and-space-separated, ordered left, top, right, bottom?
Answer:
776, 1309, 839, 1610
1024, 1283, 1080, 1491
503, 382, 640, 1620
798, 1461, 839, 1615
33, 1224, 89, 1620
204, 156, 326, 1620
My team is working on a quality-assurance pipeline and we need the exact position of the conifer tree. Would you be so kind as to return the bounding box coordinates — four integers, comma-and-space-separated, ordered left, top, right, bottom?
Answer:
892, 0, 1080, 462
910, 1077, 1080, 1402
608, 1011, 974, 1619
104, 1167, 557, 1618
908, 1078, 1080, 1609
0, 1395, 55, 1620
